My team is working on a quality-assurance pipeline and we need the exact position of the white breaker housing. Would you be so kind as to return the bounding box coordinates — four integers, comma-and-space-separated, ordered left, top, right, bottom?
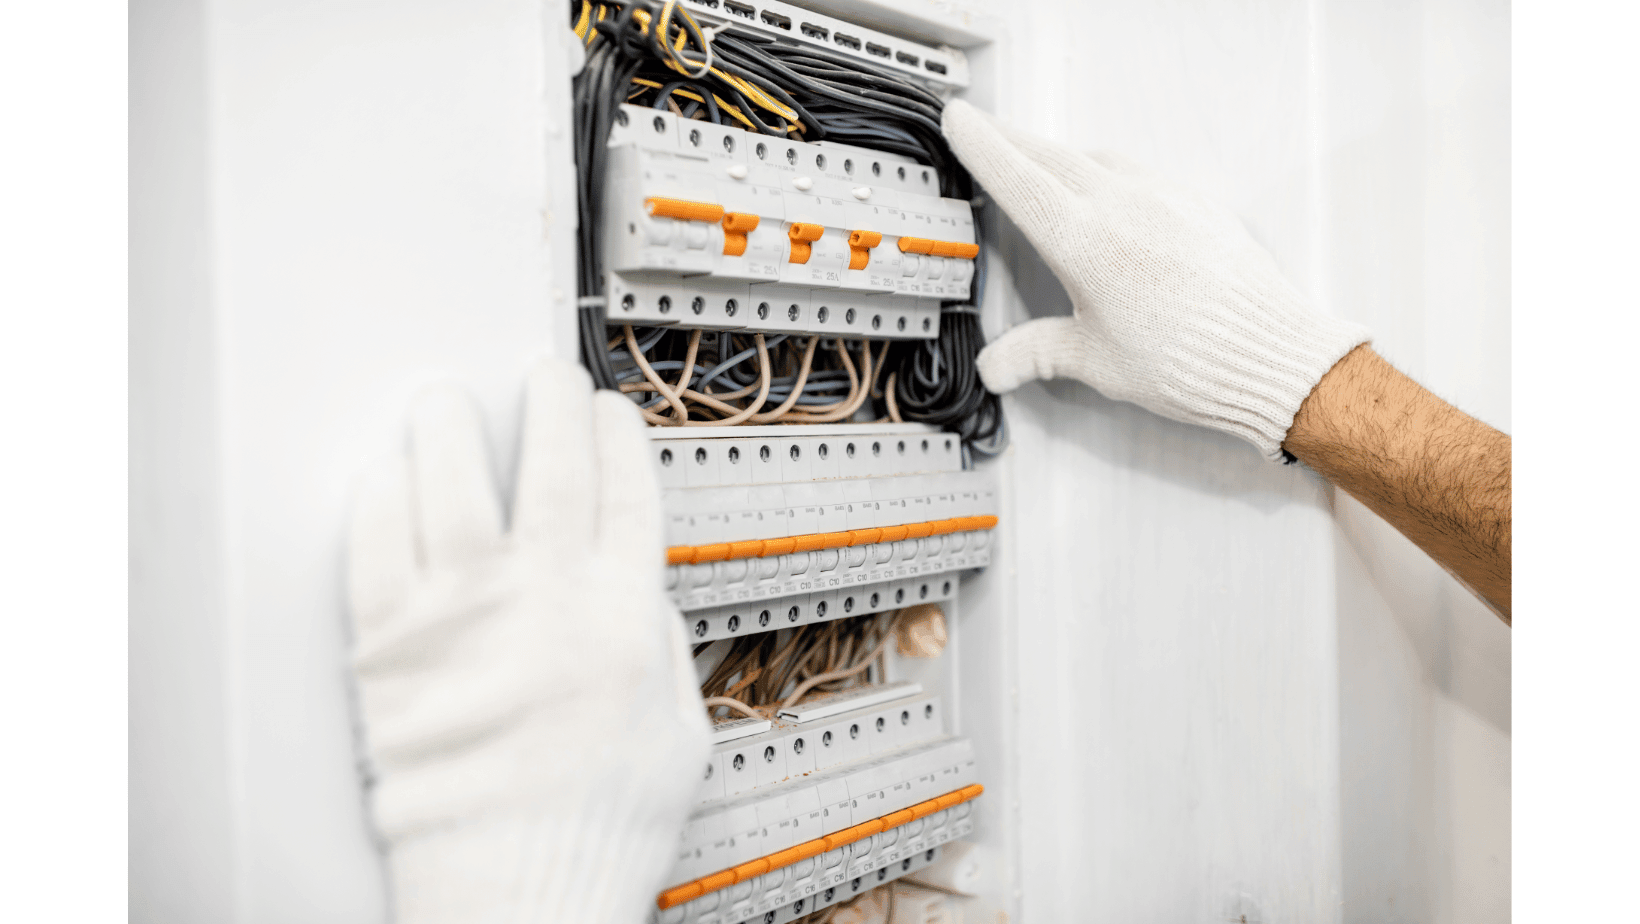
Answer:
658, 680, 980, 924
655, 424, 997, 642
603, 104, 978, 338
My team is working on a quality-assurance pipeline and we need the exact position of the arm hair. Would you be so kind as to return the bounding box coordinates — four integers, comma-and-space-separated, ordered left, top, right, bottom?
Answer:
1284, 345, 1512, 623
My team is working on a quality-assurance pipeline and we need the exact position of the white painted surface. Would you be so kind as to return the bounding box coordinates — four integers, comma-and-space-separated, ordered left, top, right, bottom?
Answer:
957, 1, 1510, 921
131, 0, 1508, 921
131, 1, 578, 921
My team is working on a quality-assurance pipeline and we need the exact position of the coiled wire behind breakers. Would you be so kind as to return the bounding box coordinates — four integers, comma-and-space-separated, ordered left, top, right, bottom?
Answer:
571, 0, 1004, 458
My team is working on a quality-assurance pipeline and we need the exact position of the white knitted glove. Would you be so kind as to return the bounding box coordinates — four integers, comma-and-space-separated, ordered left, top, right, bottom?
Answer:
346, 358, 710, 924
941, 100, 1371, 460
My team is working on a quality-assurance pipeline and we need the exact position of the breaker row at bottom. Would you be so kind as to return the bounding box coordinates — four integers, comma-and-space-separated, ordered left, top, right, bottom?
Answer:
655, 816, 972, 924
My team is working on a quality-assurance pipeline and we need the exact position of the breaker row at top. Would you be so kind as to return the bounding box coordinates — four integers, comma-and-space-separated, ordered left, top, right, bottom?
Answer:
603, 106, 976, 336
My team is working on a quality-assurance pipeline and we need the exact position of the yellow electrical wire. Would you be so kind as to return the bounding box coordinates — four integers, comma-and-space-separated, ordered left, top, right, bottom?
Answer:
573, 1, 591, 39
627, 76, 762, 131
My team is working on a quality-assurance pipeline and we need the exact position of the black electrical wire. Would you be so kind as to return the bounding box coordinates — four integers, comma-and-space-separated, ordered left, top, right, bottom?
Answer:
572, 0, 1002, 456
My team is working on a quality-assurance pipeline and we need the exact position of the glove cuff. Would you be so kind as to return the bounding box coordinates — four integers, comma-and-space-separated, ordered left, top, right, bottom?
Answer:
1173, 286, 1371, 461
388, 796, 685, 924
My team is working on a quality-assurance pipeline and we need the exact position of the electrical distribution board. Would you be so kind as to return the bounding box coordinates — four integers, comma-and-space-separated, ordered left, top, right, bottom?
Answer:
572, 0, 1001, 918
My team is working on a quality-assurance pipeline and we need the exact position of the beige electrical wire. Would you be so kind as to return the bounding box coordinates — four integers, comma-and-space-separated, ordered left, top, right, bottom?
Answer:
702, 696, 765, 720
778, 618, 900, 713
884, 370, 903, 422
623, 334, 899, 427
783, 339, 884, 423
748, 335, 821, 423
777, 339, 858, 417
625, 324, 690, 423
693, 335, 771, 402
670, 328, 703, 418
682, 332, 771, 426
700, 611, 902, 714
635, 329, 773, 427
787, 339, 859, 414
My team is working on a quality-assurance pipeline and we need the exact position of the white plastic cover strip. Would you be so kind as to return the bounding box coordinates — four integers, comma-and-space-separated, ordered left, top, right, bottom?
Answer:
703, 693, 945, 806
651, 428, 963, 490
711, 715, 775, 745
778, 680, 923, 723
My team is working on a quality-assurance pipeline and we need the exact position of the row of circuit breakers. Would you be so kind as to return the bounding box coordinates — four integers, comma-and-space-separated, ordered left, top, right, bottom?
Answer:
656, 424, 997, 643
603, 104, 979, 340
651, 424, 995, 924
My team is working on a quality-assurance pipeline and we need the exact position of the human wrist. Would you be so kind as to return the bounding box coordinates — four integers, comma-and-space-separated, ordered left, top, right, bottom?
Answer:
1283, 343, 1428, 483
1283, 344, 1511, 619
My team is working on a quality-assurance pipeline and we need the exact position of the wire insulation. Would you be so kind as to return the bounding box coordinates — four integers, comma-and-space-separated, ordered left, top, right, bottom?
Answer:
573, 0, 1005, 456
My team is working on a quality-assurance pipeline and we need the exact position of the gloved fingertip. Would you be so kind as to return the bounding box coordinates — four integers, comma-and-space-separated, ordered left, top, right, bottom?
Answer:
938, 97, 991, 146
525, 355, 593, 404
975, 348, 1025, 395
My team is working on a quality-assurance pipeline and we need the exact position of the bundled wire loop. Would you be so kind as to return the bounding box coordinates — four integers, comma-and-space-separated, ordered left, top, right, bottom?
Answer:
698, 611, 902, 721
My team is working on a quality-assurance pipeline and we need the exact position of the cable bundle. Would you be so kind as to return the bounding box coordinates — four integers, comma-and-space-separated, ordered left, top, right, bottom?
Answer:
698, 611, 903, 722
572, 0, 1005, 456
614, 326, 889, 425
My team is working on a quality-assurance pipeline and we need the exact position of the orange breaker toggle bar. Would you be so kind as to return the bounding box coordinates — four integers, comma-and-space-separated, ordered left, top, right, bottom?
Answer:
667, 515, 999, 566
646, 197, 726, 223
787, 222, 825, 264
722, 212, 760, 257
896, 236, 980, 260
847, 230, 882, 270
656, 783, 985, 911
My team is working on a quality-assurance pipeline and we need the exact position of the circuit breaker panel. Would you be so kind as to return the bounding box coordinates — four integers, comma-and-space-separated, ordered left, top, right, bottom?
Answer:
571, 0, 1004, 919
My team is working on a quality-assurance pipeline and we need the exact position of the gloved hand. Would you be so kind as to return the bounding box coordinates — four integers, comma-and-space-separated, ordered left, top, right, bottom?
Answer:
941, 99, 1371, 460
346, 358, 709, 924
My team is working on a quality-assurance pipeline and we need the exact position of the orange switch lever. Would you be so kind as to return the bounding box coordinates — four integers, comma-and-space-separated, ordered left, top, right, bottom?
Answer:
787, 222, 825, 264
847, 229, 882, 270
931, 240, 980, 259
646, 197, 726, 222
896, 236, 980, 260
721, 212, 760, 256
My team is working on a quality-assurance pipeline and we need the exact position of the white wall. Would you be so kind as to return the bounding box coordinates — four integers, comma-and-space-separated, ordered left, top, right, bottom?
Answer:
956, 1, 1511, 921
131, 1, 578, 920
131, 0, 1509, 920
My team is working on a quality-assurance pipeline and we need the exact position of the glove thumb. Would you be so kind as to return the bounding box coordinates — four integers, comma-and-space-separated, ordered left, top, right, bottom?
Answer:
976, 316, 1089, 394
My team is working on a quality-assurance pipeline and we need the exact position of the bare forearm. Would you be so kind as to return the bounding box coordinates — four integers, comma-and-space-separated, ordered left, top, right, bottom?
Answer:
1284, 345, 1512, 622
